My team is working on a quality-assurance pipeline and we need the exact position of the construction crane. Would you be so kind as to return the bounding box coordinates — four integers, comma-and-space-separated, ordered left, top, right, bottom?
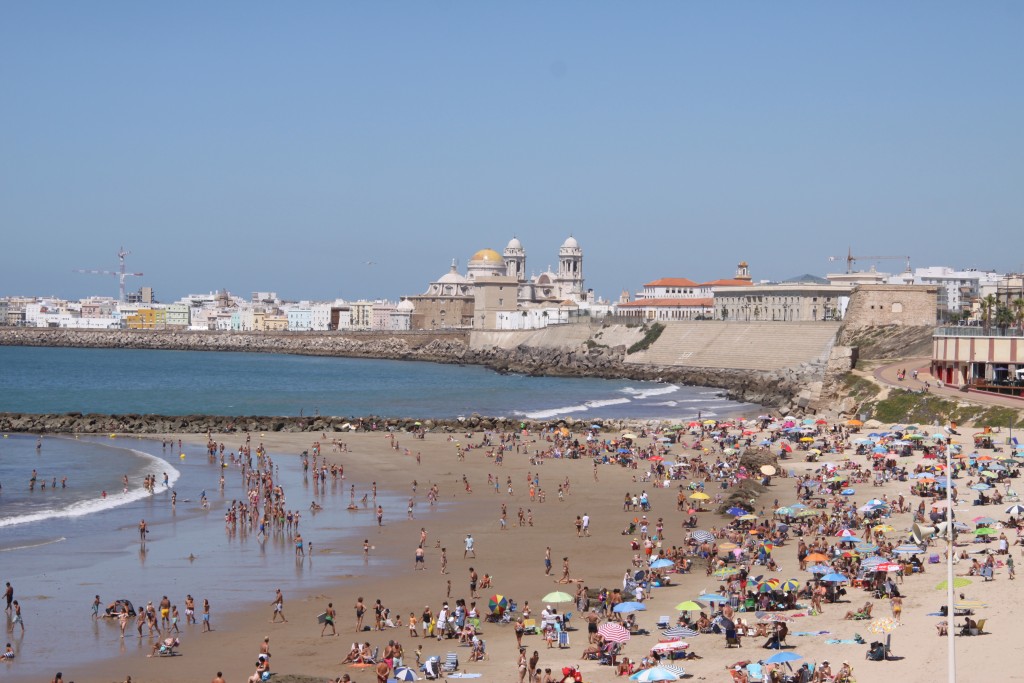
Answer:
828, 247, 911, 274
75, 246, 144, 302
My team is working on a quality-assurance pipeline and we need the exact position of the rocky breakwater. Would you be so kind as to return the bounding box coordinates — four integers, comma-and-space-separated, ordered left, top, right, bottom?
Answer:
0, 327, 470, 363
0, 412, 669, 436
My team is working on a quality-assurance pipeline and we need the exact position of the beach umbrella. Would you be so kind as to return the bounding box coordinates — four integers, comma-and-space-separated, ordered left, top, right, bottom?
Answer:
779, 579, 801, 592
737, 514, 758, 521
796, 509, 819, 518
689, 492, 710, 500
894, 543, 924, 555
835, 529, 858, 539
717, 542, 738, 552
726, 506, 748, 516
488, 595, 508, 615
775, 507, 793, 516
867, 618, 899, 635
760, 465, 777, 476
821, 573, 848, 583
807, 564, 832, 574
614, 602, 646, 613
970, 483, 991, 491
713, 567, 740, 579
622, 433, 638, 440
661, 626, 699, 638
392, 667, 418, 682
697, 593, 728, 604
972, 516, 997, 525
674, 601, 706, 612
855, 542, 878, 554
847, 419, 863, 427
723, 448, 737, 456
789, 503, 807, 509
804, 552, 829, 563
764, 651, 803, 665
873, 562, 903, 573
542, 591, 573, 604
841, 488, 856, 495
650, 558, 675, 569
980, 470, 998, 479
974, 527, 997, 536
935, 578, 971, 591
690, 530, 715, 543
598, 622, 632, 643
629, 667, 679, 682
1005, 504, 1024, 516
872, 524, 895, 534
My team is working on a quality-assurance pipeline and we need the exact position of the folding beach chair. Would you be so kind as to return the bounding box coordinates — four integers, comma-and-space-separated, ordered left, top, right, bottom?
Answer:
443, 652, 459, 672
558, 630, 569, 649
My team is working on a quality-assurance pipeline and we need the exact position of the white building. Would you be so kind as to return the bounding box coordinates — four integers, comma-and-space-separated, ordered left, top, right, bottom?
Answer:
888, 266, 1003, 319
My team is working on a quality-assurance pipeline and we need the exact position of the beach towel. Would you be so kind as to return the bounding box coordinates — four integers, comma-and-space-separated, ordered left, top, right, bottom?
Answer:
824, 639, 861, 645
448, 674, 482, 678
792, 631, 831, 636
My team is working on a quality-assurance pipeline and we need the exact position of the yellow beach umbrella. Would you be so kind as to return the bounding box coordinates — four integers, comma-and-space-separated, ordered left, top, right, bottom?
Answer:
689, 492, 710, 500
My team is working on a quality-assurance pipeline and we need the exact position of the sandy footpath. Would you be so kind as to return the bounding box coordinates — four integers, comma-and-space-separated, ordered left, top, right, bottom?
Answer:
63, 424, 1019, 683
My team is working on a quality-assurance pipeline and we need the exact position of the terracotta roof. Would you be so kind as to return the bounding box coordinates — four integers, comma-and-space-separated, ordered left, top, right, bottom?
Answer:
643, 278, 699, 288
618, 298, 714, 308
702, 279, 753, 287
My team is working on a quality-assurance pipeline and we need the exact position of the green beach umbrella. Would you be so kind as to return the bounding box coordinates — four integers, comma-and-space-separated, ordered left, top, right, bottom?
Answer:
974, 527, 997, 536
674, 600, 706, 612
935, 578, 971, 591
542, 591, 573, 604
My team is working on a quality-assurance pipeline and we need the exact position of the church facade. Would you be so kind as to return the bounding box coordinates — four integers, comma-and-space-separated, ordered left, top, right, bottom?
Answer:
406, 236, 587, 330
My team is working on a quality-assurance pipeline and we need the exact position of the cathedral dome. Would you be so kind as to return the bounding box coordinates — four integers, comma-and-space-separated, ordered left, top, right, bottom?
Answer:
506, 237, 522, 250
470, 249, 503, 263
561, 236, 579, 249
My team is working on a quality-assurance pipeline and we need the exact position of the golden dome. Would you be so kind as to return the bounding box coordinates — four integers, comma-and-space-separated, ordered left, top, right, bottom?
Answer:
470, 249, 503, 263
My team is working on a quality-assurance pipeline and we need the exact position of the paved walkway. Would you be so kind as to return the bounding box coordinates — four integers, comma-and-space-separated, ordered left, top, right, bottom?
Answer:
872, 357, 1024, 409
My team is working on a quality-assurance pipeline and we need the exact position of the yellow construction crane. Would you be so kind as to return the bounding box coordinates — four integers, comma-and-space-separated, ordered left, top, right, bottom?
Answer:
828, 248, 910, 274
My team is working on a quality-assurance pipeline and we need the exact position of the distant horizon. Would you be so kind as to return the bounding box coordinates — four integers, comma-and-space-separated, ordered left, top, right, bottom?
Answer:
2, 3, 1021, 301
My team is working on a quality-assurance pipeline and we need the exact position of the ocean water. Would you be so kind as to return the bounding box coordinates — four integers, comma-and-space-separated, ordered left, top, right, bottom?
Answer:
0, 345, 758, 420
0, 434, 416, 678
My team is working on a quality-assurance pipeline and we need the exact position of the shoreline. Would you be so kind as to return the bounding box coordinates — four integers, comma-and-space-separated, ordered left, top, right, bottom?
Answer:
8, 418, 1017, 683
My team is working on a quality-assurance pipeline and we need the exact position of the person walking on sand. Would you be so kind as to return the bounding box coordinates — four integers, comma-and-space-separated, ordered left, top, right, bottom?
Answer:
202, 598, 212, 632
271, 589, 288, 623
440, 547, 448, 575
544, 547, 552, 576
295, 532, 304, 557
322, 602, 337, 637
464, 534, 476, 559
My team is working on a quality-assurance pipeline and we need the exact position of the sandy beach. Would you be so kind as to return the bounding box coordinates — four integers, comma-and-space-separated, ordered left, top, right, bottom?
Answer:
7, 419, 1021, 683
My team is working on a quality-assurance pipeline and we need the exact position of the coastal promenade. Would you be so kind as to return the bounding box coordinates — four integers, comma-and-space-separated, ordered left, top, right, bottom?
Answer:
873, 358, 1024, 410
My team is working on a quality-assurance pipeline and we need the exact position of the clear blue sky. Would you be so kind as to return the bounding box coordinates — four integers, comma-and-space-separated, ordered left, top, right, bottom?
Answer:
2, 2, 1021, 302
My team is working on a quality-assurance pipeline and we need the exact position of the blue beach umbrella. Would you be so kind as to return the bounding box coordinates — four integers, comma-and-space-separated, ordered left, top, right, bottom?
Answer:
821, 573, 848, 583
841, 488, 856, 495
697, 593, 728, 603
393, 668, 418, 682
614, 602, 647, 613
650, 558, 675, 569
807, 564, 832, 574
764, 652, 804, 665
726, 506, 748, 516
630, 666, 680, 682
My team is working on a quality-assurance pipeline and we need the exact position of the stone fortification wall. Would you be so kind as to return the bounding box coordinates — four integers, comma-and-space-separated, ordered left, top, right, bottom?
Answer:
842, 284, 938, 329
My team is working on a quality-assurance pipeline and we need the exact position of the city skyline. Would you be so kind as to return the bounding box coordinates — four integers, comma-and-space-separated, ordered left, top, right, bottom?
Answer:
2, 3, 1022, 302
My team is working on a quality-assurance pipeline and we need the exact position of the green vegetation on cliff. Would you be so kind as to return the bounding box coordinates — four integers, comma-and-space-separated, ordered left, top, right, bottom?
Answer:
627, 323, 665, 355
864, 389, 1022, 428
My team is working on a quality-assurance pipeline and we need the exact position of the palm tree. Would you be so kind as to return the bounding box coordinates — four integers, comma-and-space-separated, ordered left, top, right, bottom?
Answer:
995, 304, 1015, 334
1012, 297, 1024, 332
981, 294, 998, 333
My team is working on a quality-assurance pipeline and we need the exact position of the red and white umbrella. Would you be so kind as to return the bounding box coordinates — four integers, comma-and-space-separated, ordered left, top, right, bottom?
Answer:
873, 562, 903, 573
598, 622, 631, 643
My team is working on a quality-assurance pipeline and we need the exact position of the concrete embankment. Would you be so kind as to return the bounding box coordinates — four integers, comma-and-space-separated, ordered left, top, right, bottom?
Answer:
0, 325, 839, 414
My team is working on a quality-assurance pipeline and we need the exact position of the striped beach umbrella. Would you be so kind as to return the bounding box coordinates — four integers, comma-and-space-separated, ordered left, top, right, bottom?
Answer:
690, 530, 715, 543
629, 666, 679, 682
779, 579, 800, 592
598, 622, 632, 643
661, 626, 699, 639
391, 667, 418, 682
